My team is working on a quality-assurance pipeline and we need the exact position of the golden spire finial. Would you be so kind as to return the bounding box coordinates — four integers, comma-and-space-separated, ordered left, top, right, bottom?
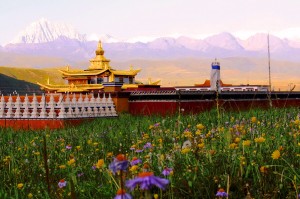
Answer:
98, 40, 102, 48
47, 77, 50, 85
130, 65, 133, 71
66, 65, 70, 71
96, 40, 104, 55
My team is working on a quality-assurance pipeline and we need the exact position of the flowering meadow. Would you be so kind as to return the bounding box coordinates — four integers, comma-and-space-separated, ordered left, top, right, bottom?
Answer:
0, 108, 300, 199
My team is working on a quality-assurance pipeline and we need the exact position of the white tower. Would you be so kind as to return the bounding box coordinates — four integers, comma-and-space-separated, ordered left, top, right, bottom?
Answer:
210, 59, 221, 92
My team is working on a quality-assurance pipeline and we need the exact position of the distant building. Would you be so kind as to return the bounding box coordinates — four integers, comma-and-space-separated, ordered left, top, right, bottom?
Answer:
176, 60, 269, 92
37, 41, 142, 93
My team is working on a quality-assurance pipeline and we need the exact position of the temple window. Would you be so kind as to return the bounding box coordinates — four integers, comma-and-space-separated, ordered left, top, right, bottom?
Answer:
123, 77, 129, 83
119, 77, 123, 83
97, 77, 103, 84
88, 79, 96, 84
129, 77, 133, 84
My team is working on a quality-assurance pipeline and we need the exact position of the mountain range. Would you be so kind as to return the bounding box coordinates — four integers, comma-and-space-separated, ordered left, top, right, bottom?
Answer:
1, 18, 300, 68
0, 18, 299, 91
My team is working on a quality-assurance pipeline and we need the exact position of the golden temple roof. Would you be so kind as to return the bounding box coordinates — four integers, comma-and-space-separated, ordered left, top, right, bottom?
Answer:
37, 82, 104, 93
110, 69, 141, 76
59, 69, 107, 76
59, 68, 141, 77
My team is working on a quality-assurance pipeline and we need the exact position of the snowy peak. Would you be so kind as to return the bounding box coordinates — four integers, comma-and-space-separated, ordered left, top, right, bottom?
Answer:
204, 32, 244, 50
11, 18, 86, 44
240, 33, 289, 52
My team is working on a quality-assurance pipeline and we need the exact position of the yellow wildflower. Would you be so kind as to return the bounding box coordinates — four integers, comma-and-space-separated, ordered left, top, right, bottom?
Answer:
59, 165, 66, 169
159, 154, 165, 161
251, 117, 257, 123
76, 146, 81, 150
144, 155, 150, 159
67, 158, 76, 166
254, 137, 265, 143
130, 165, 139, 172
107, 152, 113, 158
260, 166, 268, 173
96, 159, 104, 169
196, 124, 205, 130
181, 148, 191, 154
271, 150, 280, 160
17, 183, 24, 189
197, 143, 205, 149
206, 132, 211, 138
234, 137, 241, 143
3, 156, 11, 163
93, 142, 99, 146
243, 140, 251, 146
28, 193, 33, 198
183, 131, 193, 138
229, 143, 238, 149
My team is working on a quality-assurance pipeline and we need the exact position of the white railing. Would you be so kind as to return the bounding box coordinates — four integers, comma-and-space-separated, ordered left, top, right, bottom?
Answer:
0, 93, 117, 119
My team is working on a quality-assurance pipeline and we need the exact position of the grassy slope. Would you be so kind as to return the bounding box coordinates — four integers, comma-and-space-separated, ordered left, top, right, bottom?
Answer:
0, 66, 64, 85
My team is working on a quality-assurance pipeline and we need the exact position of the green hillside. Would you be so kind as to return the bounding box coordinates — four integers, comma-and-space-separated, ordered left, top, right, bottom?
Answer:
0, 66, 64, 85
0, 66, 64, 95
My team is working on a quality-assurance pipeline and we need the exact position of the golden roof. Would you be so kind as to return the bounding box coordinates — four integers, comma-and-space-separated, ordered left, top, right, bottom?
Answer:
59, 68, 141, 77
59, 69, 107, 76
110, 69, 141, 76
37, 82, 104, 93
121, 84, 139, 89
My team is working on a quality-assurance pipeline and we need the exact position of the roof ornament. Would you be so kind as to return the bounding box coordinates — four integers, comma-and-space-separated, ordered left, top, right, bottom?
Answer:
96, 40, 104, 55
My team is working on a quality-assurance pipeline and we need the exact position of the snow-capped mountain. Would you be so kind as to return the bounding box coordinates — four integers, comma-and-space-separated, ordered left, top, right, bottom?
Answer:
240, 33, 290, 52
204, 32, 244, 51
2, 18, 300, 67
11, 18, 86, 44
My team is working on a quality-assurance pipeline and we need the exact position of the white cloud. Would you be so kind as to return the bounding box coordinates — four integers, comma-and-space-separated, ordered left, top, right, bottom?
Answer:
273, 27, 300, 40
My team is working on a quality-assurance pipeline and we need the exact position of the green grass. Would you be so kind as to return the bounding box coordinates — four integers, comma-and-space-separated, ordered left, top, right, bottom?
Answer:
0, 108, 299, 198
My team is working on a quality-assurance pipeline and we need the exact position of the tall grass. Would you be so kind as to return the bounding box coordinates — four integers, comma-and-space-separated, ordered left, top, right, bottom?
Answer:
0, 107, 299, 198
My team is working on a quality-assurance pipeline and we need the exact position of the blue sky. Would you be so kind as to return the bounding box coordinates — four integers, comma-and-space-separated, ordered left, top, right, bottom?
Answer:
1, 0, 300, 44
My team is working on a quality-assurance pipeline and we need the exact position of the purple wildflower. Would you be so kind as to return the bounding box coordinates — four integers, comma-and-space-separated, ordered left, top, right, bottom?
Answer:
109, 154, 129, 174
126, 172, 169, 191
162, 167, 173, 176
91, 165, 97, 170
216, 188, 228, 197
77, 172, 84, 177
143, 142, 152, 149
66, 145, 72, 150
135, 149, 144, 153
58, 179, 67, 188
130, 157, 142, 166
114, 189, 132, 199
235, 132, 241, 136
